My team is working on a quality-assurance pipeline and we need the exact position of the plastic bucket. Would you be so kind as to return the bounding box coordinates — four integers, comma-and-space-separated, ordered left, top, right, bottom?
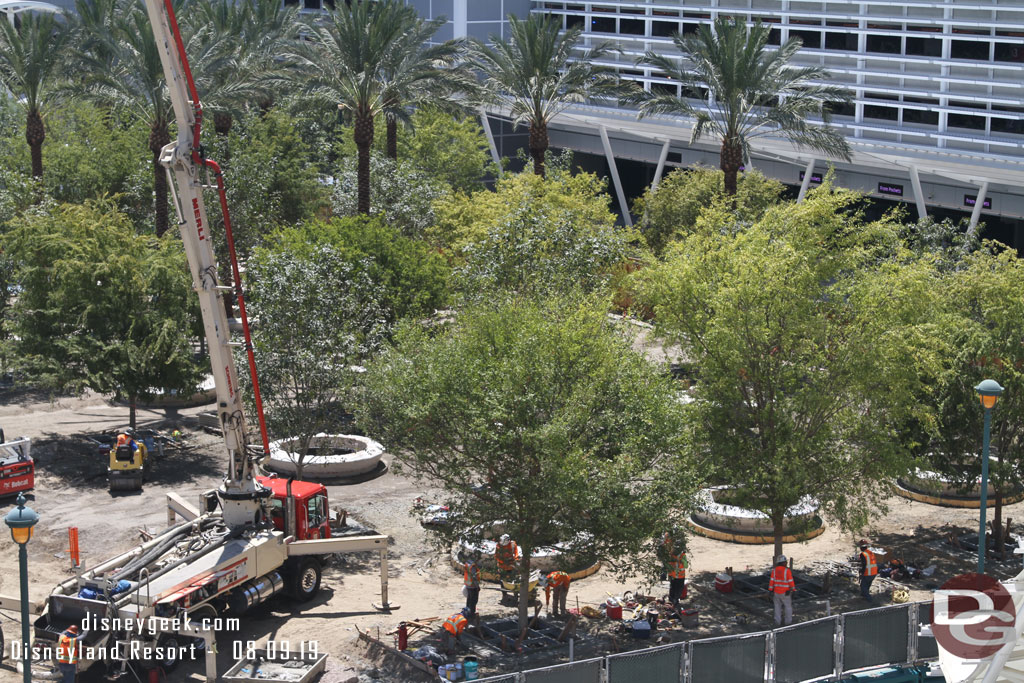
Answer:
464, 656, 478, 680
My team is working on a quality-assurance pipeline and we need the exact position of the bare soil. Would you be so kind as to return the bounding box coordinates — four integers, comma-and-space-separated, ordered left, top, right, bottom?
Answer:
0, 388, 1018, 682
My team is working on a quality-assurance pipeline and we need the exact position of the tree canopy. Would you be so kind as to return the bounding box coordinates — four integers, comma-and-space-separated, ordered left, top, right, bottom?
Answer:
359, 295, 697, 629
633, 187, 942, 557
3, 198, 202, 426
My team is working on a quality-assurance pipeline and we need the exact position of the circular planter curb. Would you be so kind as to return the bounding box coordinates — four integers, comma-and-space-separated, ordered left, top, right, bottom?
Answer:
895, 479, 1024, 509
686, 515, 826, 544
265, 433, 385, 480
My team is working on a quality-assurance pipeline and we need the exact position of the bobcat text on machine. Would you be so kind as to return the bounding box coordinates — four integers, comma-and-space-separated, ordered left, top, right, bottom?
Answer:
0, 432, 33, 497
30, 0, 392, 679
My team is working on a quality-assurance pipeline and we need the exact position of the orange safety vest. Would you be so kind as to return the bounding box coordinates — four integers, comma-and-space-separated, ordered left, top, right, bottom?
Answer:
544, 571, 570, 601
57, 633, 79, 664
443, 613, 468, 636
861, 549, 878, 577
464, 562, 480, 588
495, 541, 518, 570
668, 552, 687, 579
769, 565, 795, 594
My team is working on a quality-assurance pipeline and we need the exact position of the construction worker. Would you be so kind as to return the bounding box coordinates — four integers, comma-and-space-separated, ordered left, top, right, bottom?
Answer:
440, 610, 469, 654
57, 624, 86, 683
540, 570, 571, 617
859, 539, 878, 602
463, 552, 481, 617
768, 555, 795, 627
662, 533, 688, 609
494, 534, 519, 583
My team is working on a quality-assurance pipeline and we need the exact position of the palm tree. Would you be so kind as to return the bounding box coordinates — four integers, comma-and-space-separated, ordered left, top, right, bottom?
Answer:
74, 0, 179, 235
468, 13, 623, 177
72, 0, 240, 236
0, 10, 72, 179
628, 16, 852, 195
186, 0, 300, 136
378, 17, 475, 160
285, 0, 423, 214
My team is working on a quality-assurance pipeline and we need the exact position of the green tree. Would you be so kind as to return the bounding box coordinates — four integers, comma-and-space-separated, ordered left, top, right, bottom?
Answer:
331, 152, 445, 239
377, 15, 472, 160
398, 107, 493, 193
269, 215, 449, 324
285, 0, 446, 214
633, 166, 785, 255
431, 169, 617, 253
634, 187, 939, 557
925, 248, 1024, 557
0, 100, 150, 205
245, 244, 388, 480
203, 108, 325, 258
456, 206, 631, 301
184, 0, 300, 136
73, 0, 179, 235
0, 10, 73, 179
468, 13, 623, 177
627, 17, 851, 195
359, 296, 695, 630
3, 199, 202, 427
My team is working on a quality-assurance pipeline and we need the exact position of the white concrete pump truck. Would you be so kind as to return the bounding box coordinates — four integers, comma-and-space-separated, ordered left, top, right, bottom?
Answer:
28, 1, 392, 679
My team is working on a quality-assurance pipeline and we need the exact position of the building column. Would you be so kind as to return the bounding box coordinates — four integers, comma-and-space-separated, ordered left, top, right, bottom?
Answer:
969, 181, 989, 232
599, 125, 633, 226
479, 108, 502, 176
797, 158, 816, 203
453, 0, 467, 39
908, 166, 928, 221
652, 139, 671, 191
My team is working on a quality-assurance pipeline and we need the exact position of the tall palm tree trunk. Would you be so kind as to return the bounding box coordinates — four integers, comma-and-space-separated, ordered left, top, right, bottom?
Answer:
150, 121, 171, 237
354, 110, 374, 214
720, 139, 743, 195
386, 115, 398, 160
26, 109, 44, 179
528, 121, 548, 177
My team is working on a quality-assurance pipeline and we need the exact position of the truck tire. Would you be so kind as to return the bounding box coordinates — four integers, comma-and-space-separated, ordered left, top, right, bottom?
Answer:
188, 604, 217, 652
289, 558, 321, 602
156, 633, 181, 673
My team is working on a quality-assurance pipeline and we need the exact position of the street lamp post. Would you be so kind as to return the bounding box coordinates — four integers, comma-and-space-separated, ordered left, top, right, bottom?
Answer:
975, 379, 1004, 575
5, 492, 39, 683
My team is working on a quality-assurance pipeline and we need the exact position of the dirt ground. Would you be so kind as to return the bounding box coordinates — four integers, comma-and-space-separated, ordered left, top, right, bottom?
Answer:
0, 387, 1021, 683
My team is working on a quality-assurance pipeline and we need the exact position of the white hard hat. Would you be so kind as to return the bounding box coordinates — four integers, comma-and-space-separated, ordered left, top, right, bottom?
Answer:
776, 555, 787, 564
500, 534, 510, 545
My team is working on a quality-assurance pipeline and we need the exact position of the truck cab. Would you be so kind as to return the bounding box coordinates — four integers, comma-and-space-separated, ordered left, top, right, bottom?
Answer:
256, 476, 331, 541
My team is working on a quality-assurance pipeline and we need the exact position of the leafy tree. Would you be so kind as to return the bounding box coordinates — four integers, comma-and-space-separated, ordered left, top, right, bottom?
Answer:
245, 244, 388, 479
627, 17, 851, 195
468, 13, 623, 177
633, 187, 939, 557
456, 206, 631, 301
0, 100, 150, 205
924, 248, 1024, 556
331, 152, 444, 239
431, 169, 617, 253
397, 107, 494, 193
285, 0, 443, 214
269, 215, 449, 324
633, 166, 785, 255
359, 295, 695, 630
203, 108, 326, 258
3, 199, 202, 427
0, 10, 72, 179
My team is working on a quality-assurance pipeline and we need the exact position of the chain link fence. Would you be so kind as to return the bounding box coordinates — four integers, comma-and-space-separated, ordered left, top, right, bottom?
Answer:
522, 657, 603, 683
